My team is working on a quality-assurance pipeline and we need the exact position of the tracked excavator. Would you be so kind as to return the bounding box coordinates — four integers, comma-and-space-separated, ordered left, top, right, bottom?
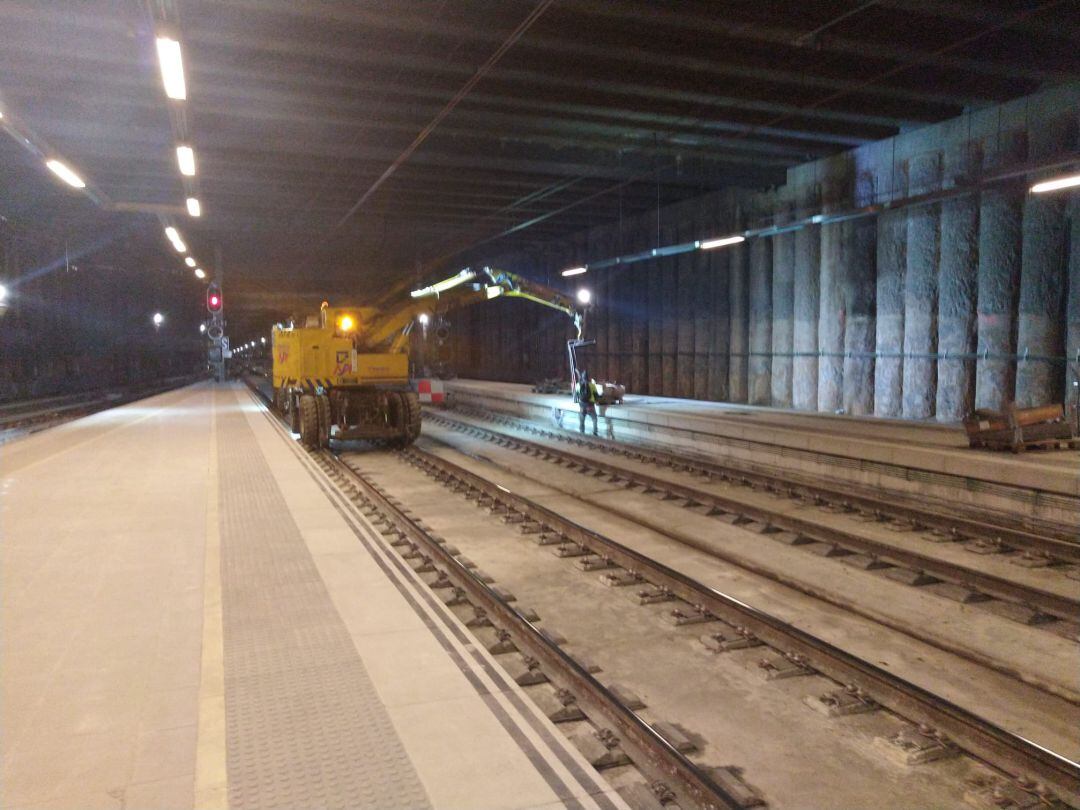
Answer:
272, 266, 589, 448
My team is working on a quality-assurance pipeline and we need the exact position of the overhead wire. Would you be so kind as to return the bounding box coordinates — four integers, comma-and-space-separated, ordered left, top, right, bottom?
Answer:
333, 0, 557, 229
431, 0, 1065, 267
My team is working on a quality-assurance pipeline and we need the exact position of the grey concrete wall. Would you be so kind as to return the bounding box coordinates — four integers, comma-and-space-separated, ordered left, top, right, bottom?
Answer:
936, 142, 981, 420
708, 229, 732, 402
842, 167, 877, 415
728, 239, 749, 403
771, 204, 795, 407
875, 205, 907, 416
454, 84, 1079, 422
975, 129, 1026, 411
792, 184, 820, 410
902, 151, 942, 418
748, 236, 773, 405
817, 160, 850, 412
1016, 116, 1075, 407
1068, 196, 1080, 407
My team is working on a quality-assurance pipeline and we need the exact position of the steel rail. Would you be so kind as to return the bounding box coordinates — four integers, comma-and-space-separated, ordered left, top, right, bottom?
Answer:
427, 411, 1080, 622
323, 451, 749, 810
401, 445, 1080, 803
443, 405, 1080, 558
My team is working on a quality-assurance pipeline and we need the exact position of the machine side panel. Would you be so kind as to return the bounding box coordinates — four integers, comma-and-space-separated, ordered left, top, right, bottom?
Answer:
354, 353, 409, 384
271, 330, 303, 388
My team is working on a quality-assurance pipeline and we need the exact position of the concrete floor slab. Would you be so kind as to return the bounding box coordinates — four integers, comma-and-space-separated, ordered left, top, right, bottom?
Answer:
409, 430, 1080, 762
1, 382, 626, 810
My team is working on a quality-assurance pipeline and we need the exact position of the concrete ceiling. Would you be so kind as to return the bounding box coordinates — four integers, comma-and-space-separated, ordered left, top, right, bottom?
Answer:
1, 0, 1077, 314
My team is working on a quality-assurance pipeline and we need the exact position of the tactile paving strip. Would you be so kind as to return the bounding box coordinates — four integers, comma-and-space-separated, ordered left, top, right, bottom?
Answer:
217, 407, 431, 809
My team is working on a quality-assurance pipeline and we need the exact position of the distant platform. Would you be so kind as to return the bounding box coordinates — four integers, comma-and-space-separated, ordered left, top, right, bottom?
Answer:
1, 382, 628, 810
444, 379, 1079, 527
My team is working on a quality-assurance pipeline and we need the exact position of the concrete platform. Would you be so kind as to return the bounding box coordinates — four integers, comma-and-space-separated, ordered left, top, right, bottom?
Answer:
1, 382, 628, 810
445, 380, 1080, 527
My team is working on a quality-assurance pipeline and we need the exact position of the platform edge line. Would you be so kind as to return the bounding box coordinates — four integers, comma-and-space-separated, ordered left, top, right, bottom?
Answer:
194, 390, 228, 810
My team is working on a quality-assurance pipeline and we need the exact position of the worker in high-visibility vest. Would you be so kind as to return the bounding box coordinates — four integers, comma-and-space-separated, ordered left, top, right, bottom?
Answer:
575, 369, 599, 436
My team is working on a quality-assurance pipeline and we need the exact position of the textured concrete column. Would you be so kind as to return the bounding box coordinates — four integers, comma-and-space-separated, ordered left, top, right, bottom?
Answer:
590, 230, 610, 382
875, 204, 907, 416
818, 164, 850, 412
692, 222, 713, 400
748, 236, 773, 405
709, 244, 731, 401
647, 247, 664, 394
1068, 196, 1080, 406
676, 221, 696, 398
1016, 119, 1073, 407
975, 131, 1026, 411
792, 187, 820, 410
902, 152, 942, 418
1016, 195, 1070, 406
728, 240, 749, 403
606, 262, 622, 385
660, 225, 678, 397
842, 172, 877, 415
770, 205, 795, 407
629, 229, 650, 394
936, 142, 981, 420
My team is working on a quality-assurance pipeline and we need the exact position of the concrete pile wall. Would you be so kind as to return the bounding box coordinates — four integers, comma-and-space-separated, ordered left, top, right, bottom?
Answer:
447, 84, 1079, 420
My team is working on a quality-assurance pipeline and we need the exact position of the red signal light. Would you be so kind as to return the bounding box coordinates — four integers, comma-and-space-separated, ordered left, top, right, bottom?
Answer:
207, 283, 223, 313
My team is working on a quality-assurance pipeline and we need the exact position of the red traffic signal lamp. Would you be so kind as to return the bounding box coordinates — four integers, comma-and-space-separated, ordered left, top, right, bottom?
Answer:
207, 283, 222, 313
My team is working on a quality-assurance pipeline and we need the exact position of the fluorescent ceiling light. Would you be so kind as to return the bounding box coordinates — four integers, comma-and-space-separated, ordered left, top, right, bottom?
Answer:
186, 197, 201, 217
194, 268, 206, 279
155, 37, 187, 101
185, 256, 196, 267
699, 235, 745, 250
165, 226, 187, 253
1030, 173, 1080, 194
176, 145, 196, 176
561, 266, 587, 277
46, 159, 86, 188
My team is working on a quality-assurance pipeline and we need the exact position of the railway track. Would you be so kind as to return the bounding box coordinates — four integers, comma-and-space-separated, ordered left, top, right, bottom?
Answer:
319, 450, 760, 810
245, 377, 765, 808
388, 443, 1079, 805
243, 379, 1079, 805
444, 403, 1080, 555
424, 410, 1079, 637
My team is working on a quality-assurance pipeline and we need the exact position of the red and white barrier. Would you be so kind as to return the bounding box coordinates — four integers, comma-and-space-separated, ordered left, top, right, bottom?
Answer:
415, 379, 445, 404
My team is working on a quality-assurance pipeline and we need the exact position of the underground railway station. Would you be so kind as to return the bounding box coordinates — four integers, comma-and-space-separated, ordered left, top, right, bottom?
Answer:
1, 3, 1079, 809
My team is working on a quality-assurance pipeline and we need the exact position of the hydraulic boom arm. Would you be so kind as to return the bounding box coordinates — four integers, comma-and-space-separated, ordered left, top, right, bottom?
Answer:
409, 266, 583, 334
364, 266, 587, 354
